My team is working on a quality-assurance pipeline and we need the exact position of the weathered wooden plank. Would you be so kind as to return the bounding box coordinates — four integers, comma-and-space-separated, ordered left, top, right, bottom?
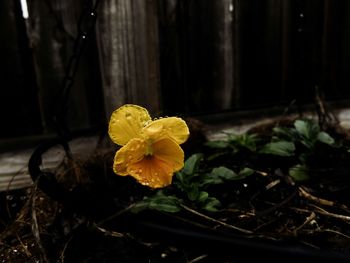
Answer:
26, 0, 103, 133
96, 0, 161, 118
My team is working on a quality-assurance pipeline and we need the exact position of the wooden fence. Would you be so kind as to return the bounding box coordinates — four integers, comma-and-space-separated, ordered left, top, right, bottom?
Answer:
1, 0, 350, 144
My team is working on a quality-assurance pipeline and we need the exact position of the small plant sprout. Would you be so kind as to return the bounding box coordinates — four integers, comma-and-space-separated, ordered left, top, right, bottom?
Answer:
108, 104, 190, 188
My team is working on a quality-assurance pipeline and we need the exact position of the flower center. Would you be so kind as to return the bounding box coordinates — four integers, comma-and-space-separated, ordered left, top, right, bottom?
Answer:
145, 143, 153, 156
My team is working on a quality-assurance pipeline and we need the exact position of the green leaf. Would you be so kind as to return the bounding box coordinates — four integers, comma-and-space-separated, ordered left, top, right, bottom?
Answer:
272, 127, 297, 141
229, 133, 258, 151
187, 186, 200, 201
200, 166, 252, 187
149, 200, 181, 213
182, 153, 203, 175
289, 164, 310, 181
294, 119, 319, 140
260, 141, 295, 156
175, 172, 185, 185
238, 167, 255, 178
131, 194, 181, 213
197, 191, 209, 203
210, 166, 239, 180
202, 197, 221, 212
205, 140, 230, 149
317, 131, 335, 145
199, 174, 224, 186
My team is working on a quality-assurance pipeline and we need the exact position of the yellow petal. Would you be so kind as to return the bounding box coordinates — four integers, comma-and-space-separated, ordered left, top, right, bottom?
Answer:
127, 156, 174, 188
109, 104, 151, 146
113, 138, 148, 175
126, 138, 185, 188
143, 117, 189, 144
152, 138, 184, 172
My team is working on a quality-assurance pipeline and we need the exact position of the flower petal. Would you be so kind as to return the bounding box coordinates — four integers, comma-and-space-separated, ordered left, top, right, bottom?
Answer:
127, 157, 175, 188
143, 117, 189, 144
126, 138, 185, 188
113, 138, 148, 175
109, 104, 151, 146
152, 138, 184, 172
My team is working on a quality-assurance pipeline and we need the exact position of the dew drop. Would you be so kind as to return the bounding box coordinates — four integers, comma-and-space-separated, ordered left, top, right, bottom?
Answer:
125, 113, 132, 120
138, 169, 143, 173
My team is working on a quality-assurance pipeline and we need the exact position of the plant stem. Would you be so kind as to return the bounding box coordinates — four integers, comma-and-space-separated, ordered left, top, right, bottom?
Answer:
180, 204, 253, 234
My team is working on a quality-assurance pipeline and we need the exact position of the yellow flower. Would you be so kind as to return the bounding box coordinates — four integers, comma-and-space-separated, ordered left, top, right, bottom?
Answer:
108, 104, 190, 188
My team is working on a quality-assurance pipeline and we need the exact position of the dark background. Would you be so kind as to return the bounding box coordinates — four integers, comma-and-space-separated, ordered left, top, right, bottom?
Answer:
1, 0, 350, 148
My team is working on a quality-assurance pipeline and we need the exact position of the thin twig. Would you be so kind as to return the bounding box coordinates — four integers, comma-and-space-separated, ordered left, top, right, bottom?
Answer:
60, 235, 74, 263
294, 212, 316, 234
180, 204, 253, 234
298, 187, 334, 206
264, 200, 350, 223
309, 204, 350, 222
188, 254, 208, 263
15, 232, 32, 258
93, 225, 124, 238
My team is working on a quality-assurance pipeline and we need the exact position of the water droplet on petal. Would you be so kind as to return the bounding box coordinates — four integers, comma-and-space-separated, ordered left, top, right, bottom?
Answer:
138, 169, 142, 173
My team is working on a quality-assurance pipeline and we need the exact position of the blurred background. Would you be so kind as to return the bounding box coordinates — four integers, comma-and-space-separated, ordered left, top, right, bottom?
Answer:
1, 0, 350, 150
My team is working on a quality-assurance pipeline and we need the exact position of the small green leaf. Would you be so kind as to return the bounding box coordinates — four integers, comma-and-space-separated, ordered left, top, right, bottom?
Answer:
272, 126, 297, 141
260, 141, 295, 156
238, 167, 255, 178
187, 186, 200, 201
229, 133, 258, 151
205, 140, 230, 149
182, 153, 203, 175
131, 194, 181, 213
200, 166, 251, 187
317, 131, 335, 145
197, 191, 209, 203
202, 197, 221, 212
175, 172, 185, 185
210, 166, 239, 180
149, 201, 180, 213
199, 174, 224, 186
289, 164, 310, 181
294, 119, 319, 140
149, 195, 181, 213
